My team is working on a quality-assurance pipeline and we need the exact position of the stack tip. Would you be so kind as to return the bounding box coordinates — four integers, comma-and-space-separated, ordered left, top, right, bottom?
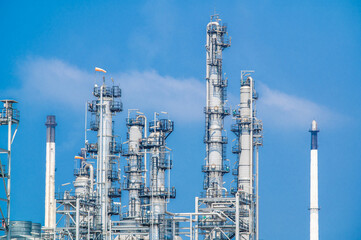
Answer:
311, 120, 318, 131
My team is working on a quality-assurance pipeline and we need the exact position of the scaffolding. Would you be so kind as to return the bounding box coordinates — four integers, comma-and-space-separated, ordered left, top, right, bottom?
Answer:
0, 100, 19, 240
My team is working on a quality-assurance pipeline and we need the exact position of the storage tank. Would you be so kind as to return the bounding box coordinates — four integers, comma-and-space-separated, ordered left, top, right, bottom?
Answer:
31, 222, 41, 237
10, 221, 32, 238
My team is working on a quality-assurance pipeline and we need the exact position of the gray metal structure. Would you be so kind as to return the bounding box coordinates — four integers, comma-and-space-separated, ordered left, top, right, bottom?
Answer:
43, 14, 264, 240
0, 100, 19, 240
195, 16, 263, 240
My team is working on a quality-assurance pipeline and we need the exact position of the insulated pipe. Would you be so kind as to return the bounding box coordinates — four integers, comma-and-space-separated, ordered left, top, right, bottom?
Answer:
310, 120, 319, 240
45, 115, 57, 230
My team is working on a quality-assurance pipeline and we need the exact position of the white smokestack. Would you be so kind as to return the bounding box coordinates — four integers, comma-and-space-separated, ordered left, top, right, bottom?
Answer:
310, 120, 319, 240
45, 115, 57, 230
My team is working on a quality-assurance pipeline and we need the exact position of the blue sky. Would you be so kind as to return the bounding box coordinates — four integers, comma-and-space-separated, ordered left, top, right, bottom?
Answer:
1, 0, 361, 239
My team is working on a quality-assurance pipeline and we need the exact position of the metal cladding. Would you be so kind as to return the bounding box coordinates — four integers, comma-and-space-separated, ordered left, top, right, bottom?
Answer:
45, 115, 57, 143
310, 120, 319, 240
44, 115, 57, 231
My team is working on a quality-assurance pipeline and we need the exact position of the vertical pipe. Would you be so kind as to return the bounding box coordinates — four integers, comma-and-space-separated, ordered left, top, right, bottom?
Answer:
255, 147, 259, 240
190, 214, 193, 240
310, 120, 319, 240
6, 117, 11, 240
45, 115, 57, 231
235, 193, 239, 240
249, 77, 254, 237
99, 84, 106, 237
195, 197, 198, 240
76, 198, 80, 240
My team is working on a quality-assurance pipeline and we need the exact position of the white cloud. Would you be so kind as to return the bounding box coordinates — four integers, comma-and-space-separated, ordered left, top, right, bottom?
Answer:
7, 57, 204, 123
5, 57, 344, 129
256, 83, 345, 129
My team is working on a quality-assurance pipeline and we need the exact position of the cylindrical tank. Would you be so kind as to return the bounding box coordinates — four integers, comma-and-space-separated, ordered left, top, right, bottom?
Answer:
10, 221, 32, 237
31, 223, 41, 237
74, 176, 90, 196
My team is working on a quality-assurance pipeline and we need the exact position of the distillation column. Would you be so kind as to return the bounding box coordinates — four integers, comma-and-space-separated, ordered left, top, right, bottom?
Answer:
123, 113, 146, 219
88, 83, 122, 238
204, 15, 230, 198
45, 115, 57, 231
309, 120, 319, 240
141, 117, 175, 240
231, 72, 263, 240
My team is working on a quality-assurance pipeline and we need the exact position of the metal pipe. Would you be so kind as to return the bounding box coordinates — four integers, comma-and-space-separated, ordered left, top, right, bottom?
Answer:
76, 198, 80, 240
6, 115, 11, 240
256, 147, 259, 240
236, 192, 239, 240
310, 120, 319, 240
45, 115, 57, 232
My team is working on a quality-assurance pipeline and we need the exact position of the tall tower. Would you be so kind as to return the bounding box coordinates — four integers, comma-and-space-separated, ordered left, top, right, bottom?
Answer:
141, 114, 175, 240
88, 82, 123, 238
309, 120, 319, 240
44, 115, 57, 231
122, 111, 146, 219
203, 14, 231, 198
231, 71, 263, 240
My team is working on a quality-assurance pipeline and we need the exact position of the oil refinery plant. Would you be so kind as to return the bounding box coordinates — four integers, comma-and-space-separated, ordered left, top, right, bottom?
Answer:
1, 14, 281, 240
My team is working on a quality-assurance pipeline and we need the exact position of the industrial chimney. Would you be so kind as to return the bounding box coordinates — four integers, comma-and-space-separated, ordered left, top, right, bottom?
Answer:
44, 115, 57, 231
309, 120, 319, 240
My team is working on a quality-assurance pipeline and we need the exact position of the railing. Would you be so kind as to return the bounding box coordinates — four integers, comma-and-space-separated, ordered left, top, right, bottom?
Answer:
212, 78, 228, 87
108, 187, 121, 198
199, 190, 231, 198
139, 187, 176, 199
141, 214, 162, 225
86, 143, 98, 153
140, 137, 164, 148
121, 147, 142, 156
124, 164, 144, 173
202, 164, 230, 173
93, 86, 121, 98
109, 204, 120, 215
204, 106, 230, 115
149, 119, 174, 133
90, 119, 99, 131
0, 108, 20, 122
0, 165, 7, 178
158, 158, 172, 169
87, 100, 98, 112
74, 168, 96, 177
126, 117, 145, 126
232, 143, 241, 154
55, 191, 75, 200
229, 190, 253, 205
109, 141, 121, 154
231, 123, 240, 133
122, 181, 144, 190
110, 101, 123, 112
107, 170, 119, 181
204, 135, 227, 144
